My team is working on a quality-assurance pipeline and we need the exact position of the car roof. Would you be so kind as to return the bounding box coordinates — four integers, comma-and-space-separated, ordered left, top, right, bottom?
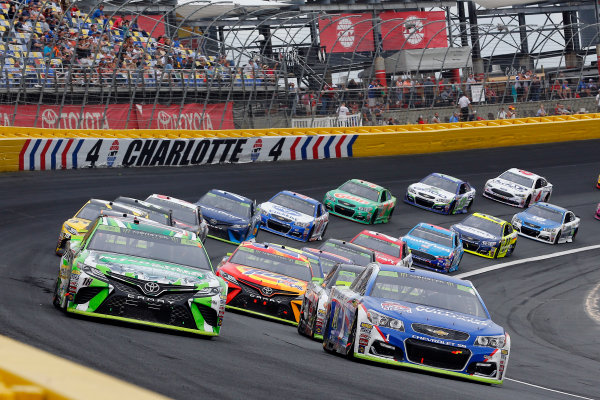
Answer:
427, 173, 464, 184
147, 194, 197, 210
206, 189, 252, 204
347, 179, 384, 191
322, 238, 374, 253
527, 202, 567, 214
238, 241, 311, 264
411, 222, 455, 236
355, 230, 404, 244
97, 215, 198, 239
115, 196, 172, 215
301, 247, 354, 263
377, 264, 474, 287
470, 212, 506, 225
505, 168, 542, 179
270, 190, 321, 206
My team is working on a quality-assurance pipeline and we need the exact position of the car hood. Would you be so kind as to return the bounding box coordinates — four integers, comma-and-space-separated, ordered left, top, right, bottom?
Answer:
221, 263, 307, 293
364, 297, 502, 335
200, 205, 249, 225
65, 218, 92, 232
411, 183, 454, 201
83, 251, 216, 286
517, 212, 562, 229
489, 178, 530, 194
329, 190, 377, 207
404, 236, 453, 256
259, 202, 313, 223
452, 224, 499, 241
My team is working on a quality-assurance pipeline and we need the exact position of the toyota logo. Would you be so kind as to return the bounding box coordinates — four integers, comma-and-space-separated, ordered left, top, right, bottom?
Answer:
261, 287, 274, 296
144, 282, 160, 294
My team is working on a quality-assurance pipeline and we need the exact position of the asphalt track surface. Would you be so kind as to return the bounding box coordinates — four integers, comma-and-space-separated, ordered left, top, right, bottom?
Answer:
1, 140, 600, 400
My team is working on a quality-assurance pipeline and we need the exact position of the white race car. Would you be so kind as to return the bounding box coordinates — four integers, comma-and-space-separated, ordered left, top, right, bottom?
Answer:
483, 168, 552, 208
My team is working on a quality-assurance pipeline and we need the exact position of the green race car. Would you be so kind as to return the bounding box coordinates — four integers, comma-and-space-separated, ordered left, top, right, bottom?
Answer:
53, 215, 227, 337
323, 179, 396, 224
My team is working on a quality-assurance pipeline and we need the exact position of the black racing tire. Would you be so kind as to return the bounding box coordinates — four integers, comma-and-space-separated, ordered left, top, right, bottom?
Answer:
322, 310, 335, 354
297, 299, 308, 335
370, 210, 379, 225
307, 226, 314, 242
524, 196, 531, 208
319, 223, 328, 241
55, 239, 65, 256
554, 230, 561, 245
345, 316, 358, 359
449, 200, 457, 215
466, 197, 474, 211
52, 278, 67, 312
544, 192, 551, 202
572, 228, 578, 241
387, 207, 394, 222
508, 241, 517, 256
493, 247, 500, 259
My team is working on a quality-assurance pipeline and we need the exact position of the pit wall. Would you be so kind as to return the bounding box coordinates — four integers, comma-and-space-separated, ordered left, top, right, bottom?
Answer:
1, 114, 599, 172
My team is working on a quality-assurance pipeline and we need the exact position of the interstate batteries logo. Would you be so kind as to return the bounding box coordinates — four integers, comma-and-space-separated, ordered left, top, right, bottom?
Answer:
251, 138, 262, 162
107, 140, 119, 167
402, 16, 425, 45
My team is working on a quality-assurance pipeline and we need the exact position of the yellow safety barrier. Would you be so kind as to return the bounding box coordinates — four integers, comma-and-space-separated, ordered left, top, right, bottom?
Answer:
0, 335, 169, 400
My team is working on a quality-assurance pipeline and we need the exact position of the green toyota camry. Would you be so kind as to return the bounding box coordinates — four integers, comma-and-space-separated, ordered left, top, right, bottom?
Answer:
53, 215, 227, 336
323, 179, 396, 224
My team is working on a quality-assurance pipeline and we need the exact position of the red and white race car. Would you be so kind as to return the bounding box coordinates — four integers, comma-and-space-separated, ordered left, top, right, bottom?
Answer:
349, 230, 412, 267
483, 168, 552, 208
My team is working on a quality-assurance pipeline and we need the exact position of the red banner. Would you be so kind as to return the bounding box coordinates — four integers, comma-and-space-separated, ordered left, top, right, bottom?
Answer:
319, 14, 375, 53
380, 11, 447, 51
0, 103, 234, 130
124, 15, 166, 39
135, 103, 235, 130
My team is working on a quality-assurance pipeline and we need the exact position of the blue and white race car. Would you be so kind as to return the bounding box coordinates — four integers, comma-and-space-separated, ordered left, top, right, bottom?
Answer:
196, 189, 260, 244
258, 191, 329, 242
512, 202, 580, 244
405, 173, 475, 215
403, 223, 463, 273
322, 264, 510, 385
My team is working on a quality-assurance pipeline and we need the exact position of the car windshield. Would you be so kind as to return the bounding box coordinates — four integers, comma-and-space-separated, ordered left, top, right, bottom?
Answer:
317, 258, 339, 275
198, 192, 251, 219
338, 181, 380, 202
87, 224, 211, 270
499, 171, 534, 188
320, 242, 373, 265
270, 193, 316, 216
145, 197, 198, 225
421, 175, 459, 193
325, 265, 364, 289
409, 227, 453, 248
352, 234, 400, 258
76, 204, 105, 220
526, 205, 564, 223
229, 246, 312, 282
460, 215, 502, 236
370, 271, 487, 318
143, 209, 171, 226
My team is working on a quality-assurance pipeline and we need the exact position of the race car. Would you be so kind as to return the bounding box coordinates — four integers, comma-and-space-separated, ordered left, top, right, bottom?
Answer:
405, 173, 475, 215
257, 191, 328, 242
597, 174, 600, 189
216, 241, 318, 325
298, 263, 366, 340
322, 264, 510, 385
403, 223, 463, 273
315, 239, 377, 266
52, 215, 227, 336
114, 196, 173, 227
196, 189, 260, 244
350, 230, 412, 267
596, 203, 600, 220
482, 168, 552, 208
145, 194, 208, 242
451, 213, 517, 259
324, 179, 396, 224
301, 247, 355, 275
512, 202, 580, 244
55, 199, 149, 255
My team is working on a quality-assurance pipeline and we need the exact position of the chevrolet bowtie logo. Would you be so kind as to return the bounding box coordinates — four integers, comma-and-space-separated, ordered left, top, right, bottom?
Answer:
431, 329, 449, 336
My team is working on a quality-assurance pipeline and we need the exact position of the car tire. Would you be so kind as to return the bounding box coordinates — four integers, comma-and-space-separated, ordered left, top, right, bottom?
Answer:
387, 207, 394, 222
508, 241, 517, 256
52, 278, 67, 312
449, 200, 456, 215
345, 316, 357, 359
322, 310, 335, 354
544, 192, 551, 202
319, 223, 328, 241
466, 198, 474, 212
55, 239, 65, 256
297, 299, 308, 336
524, 196, 531, 208
572, 228, 578, 241
493, 247, 500, 259
554, 230, 561, 244
370, 210, 379, 225
307, 226, 314, 242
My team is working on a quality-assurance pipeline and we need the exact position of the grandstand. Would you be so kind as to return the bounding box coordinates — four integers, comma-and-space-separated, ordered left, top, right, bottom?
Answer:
0, 0, 598, 129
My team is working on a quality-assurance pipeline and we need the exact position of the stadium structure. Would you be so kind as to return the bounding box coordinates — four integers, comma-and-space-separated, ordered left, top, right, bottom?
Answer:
0, 0, 599, 129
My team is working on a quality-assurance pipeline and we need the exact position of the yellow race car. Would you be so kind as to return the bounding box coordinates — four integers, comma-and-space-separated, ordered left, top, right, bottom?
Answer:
55, 199, 148, 255
450, 212, 517, 259
597, 174, 600, 189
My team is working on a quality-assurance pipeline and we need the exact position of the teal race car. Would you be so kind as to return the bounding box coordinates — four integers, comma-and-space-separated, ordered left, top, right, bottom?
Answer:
53, 215, 227, 337
324, 179, 396, 224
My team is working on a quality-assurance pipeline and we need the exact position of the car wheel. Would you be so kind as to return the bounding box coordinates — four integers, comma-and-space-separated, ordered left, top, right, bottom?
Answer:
322, 310, 335, 354
55, 239, 65, 256
466, 198, 474, 212
387, 207, 394, 222
544, 192, 551, 202
319, 223, 328, 241
52, 278, 67, 312
307, 226, 314, 242
448, 200, 456, 215
554, 230, 561, 244
493, 247, 500, 259
297, 299, 308, 335
572, 228, 578, 241
345, 316, 357, 359
508, 241, 517, 256
370, 210, 379, 225
524, 196, 531, 208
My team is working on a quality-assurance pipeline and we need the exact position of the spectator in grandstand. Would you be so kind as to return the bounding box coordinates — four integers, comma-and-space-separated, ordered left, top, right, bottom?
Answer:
468, 110, 483, 121
457, 93, 471, 122
507, 105, 517, 119
394, 76, 403, 105
536, 104, 547, 117
91, 4, 106, 22
497, 107, 507, 119
373, 103, 384, 124
367, 80, 378, 108
529, 75, 542, 101
596, 90, 600, 112
361, 102, 372, 124
449, 112, 459, 123
485, 85, 497, 104
465, 73, 476, 97
337, 102, 349, 126
417, 115, 426, 124
431, 112, 441, 123
424, 76, 434, 107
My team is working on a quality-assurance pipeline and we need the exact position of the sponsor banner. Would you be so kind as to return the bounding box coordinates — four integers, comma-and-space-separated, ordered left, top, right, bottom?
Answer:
319, 14, 375, 53
17, 135, 358, 170
380, 11, 447, 51
0, 103, 233, 130
123, 15, 166, 39
136, 103, 234, 130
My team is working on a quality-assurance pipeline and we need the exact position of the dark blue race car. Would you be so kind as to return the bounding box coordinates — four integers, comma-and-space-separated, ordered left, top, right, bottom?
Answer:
322, 263, 511, 385
196, 189, 260, 244
403, 223, 463, 273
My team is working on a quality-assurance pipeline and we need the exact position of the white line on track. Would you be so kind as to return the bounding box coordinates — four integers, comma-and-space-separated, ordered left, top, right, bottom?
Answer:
453, 244, 600, 399
454, 244, 600, 279
505, 378, 598, 400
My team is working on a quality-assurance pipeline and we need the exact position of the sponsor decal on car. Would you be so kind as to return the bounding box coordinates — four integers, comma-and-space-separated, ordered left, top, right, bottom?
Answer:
414, 305, 488, 325
360, 322, 373, 329
333, 192, 370, 205
381, 302, 412, 313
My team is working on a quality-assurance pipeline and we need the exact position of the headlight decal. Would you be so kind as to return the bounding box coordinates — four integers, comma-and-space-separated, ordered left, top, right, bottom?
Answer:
475, 335, 506, 348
